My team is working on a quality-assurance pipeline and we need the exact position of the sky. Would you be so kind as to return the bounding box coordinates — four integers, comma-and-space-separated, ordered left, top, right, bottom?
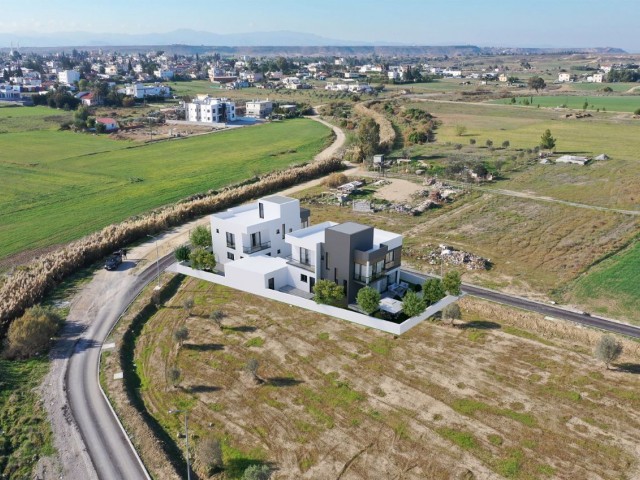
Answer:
1, 0, 639, 51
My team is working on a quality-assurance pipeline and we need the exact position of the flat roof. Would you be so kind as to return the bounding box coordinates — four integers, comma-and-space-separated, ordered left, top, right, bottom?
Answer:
261, 195, 297, 205
328, 222, 371, 235
287, 221, 337, 244
227, 256, 288, 275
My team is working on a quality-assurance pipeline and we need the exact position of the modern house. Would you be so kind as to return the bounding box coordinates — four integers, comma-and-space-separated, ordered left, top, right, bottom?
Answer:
122, 83, 171, 99
558, 72, 572, 82
185, 96, 236, 123
245, 100, 273, 118
58, 70, 80, 85
210, 196, 402, 302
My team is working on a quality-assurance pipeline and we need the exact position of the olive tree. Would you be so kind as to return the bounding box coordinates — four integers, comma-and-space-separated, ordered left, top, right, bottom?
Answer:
594, 335, 623, 370
356, 286, 381, 315
443, 271, 462, 295
190, 225, 212, 248
313, 279, 345, 306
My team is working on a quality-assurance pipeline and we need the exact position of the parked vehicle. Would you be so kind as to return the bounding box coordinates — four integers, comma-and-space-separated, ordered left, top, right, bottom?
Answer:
105, 251, 123, 270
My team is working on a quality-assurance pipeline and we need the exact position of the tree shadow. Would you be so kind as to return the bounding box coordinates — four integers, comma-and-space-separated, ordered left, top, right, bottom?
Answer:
267, 377, 304, 387
118, 260, 138, 271
616, 363, 640, 374
188, 385, 220, 394
462, 321, 501, 330
226, 325, 257, 333
184, 343, 224, 352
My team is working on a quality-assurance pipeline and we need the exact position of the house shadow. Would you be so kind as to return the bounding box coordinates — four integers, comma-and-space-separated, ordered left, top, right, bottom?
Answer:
227, 325, 257, 333
462, 321, 501, 330
616, 363, 640, 374
184, 343, 224, 352
267, 377, 304, 388
188, 385, 220, 394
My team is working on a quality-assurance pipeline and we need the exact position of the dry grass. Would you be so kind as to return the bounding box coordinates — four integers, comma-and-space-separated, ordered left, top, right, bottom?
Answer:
0, 157, 342, 330
129, 277, 640, 479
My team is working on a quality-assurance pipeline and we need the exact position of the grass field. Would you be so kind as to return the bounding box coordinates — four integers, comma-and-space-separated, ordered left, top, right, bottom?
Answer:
490, 95, 640, 112
561, 82, 639, 93
0, 115, 331, 260
121, 277, 640, 479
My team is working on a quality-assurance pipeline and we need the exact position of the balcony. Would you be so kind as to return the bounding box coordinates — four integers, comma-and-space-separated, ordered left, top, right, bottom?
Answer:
286, 255, 315, 272
243, 241, 271, 254
353, 270, 385, 284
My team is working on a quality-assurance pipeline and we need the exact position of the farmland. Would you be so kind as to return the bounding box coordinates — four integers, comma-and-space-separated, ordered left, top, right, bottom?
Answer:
108, 276, 640, 479
0, 109, 331, 262
490, 95, 640, 112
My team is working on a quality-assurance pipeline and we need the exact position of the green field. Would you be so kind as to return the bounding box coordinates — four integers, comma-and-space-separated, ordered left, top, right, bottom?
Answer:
490, 95, 640, 112
562, 82, 639, 93
0, 113, 331, 260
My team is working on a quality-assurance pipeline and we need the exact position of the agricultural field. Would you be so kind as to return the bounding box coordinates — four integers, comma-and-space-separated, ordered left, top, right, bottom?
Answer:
119, 276, 640, 479
490, 95, 640, 112
0, 110, 331, 262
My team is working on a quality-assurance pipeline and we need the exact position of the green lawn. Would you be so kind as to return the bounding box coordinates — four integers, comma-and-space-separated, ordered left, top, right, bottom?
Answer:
0, 118, 331, 260
490, 95, 640, 112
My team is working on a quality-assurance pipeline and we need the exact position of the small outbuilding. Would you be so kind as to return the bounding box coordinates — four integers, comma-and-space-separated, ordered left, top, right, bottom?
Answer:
556, 155, 589, 165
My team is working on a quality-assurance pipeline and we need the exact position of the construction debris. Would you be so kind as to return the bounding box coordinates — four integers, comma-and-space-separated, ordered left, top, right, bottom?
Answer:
405, 244, 490, 271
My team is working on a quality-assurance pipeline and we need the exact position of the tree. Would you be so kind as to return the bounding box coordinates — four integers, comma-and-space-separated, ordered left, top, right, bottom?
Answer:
168, 367, 182, 387
356, 117, 380, 161
245, 358, 261, 383
356, 287, 381, 315
527, 76, 546, 93
423, 279, 445, 305
443, 271, 462, 295
174, 326, 189, 346
502, 140, 510, 149
191, 248, 216, 271
442, 303, 462, 322
313, 279, 345, 306
3, 306, 63, 359
583, 100, 589, 111
242, 464, 271, 480
485, 139, 493, 147
182, 298, 194, 316
634, 107, 640, 116
469, 138, 476, 145
472, 164, 488, 178
454, 125, 467, 136
540, 129, 556, 150
209, 310, 225, 330
197, 436, 223, 475
95, 122, 107, 134
402, 290, 426, 317
174, 245, 191, 262
594, 335, 622, 370
190, 225, 212, 248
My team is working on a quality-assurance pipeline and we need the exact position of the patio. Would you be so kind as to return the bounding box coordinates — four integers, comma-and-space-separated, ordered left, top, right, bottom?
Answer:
278, 285, 314, 300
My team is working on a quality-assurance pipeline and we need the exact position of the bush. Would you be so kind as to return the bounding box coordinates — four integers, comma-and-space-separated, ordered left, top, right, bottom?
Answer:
634, 108, 640, 116
324, 172, 348, 188
454, 125, 467, 136
402, 290, 426, 317
313, 279, 345, 306
190, 225, 212, 248
485, 139, 493, 147
442, 303, 461, 321
197, 436, 223, 476
174, 326, 189, 345
174, 245, 191, 262
443, 271, 462, 295
469, 138, 476, 145
502, 140, 510, 149
423, 279, 445, 305
2, 306, 62, 359
190, 248, 216, 271
594, 335, 622, 369
242, 464, 271, 480
356, 287, 381, 315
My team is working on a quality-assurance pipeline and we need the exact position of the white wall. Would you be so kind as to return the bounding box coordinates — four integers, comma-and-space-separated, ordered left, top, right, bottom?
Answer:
170, 263, 461, 335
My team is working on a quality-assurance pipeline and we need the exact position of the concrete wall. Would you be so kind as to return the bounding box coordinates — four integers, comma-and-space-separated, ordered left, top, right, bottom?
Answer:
170, 263, 460, 335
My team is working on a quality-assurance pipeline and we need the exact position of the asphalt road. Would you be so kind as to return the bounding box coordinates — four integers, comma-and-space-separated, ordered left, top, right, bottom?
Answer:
404, 267, 640, 338
66, 253, 174, 480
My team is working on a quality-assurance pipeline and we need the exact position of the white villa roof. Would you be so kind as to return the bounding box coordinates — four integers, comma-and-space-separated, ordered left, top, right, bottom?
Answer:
226, 256, 288, 275
286, 221, 337, 245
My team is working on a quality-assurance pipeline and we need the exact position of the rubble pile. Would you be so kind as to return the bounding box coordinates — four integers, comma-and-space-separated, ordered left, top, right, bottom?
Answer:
406, 244, 489, 271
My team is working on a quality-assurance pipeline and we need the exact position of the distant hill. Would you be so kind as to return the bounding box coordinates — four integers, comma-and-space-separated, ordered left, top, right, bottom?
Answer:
0, 29, 626, 56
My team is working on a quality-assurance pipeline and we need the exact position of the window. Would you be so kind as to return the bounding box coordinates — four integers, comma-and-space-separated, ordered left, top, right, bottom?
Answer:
385, 250, 394, 264
227, 252, 235, 260
216, 228, 219, 234
289, 228, 293, 232
226, 232, 235, 249
258, 202, 264, 219
276, 229, 280, 234
325, 252, 329, 269
301, 274, 308, 283
277, 249, 281, 254
281, 223, 285, 239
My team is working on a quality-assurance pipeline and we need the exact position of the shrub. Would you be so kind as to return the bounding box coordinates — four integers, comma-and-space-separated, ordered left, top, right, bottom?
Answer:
190, 248, 216, 271
209, 310, 224, 329
242, 464, 271, 480
174, 245, 191, 262
423, 279, 445, 305
2, 306, 62, 359
313, 280, 345, 306
634, 107, 640, 116
443, 271, 462, 295
168, 367, 181, 387
197, 436, 223, 476
182, 298, 194, 315
174, 326, 189, 345
324, 172, 348, 188
485, 139, 493, 147
442, 303, 462, 321
594, 335, 623, 369
502, 140, 510, 148
454, 125, 467, 136
402, 290, 426, 317
356, 286, 381, 315
190, 225, 212, 248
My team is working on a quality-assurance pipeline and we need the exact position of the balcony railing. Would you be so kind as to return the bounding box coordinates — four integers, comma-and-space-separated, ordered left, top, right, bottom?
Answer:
353, 270, 385, 284
226, 242, 236, 249
286, 255, 315, 272
243, 241, 271, 254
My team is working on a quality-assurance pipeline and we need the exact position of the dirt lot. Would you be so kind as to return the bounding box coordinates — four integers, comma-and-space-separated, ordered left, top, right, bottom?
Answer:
127, 276, 640, 480
372, 178, 424, 203
112, 123, 222, 142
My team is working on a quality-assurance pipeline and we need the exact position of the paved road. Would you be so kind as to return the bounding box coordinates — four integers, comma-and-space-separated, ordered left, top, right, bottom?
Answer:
66, 254, 174, 480
404, 267, 640, 338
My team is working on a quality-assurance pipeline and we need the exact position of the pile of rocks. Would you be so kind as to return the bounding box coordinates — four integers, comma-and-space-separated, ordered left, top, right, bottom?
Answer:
406, 244, 490, 270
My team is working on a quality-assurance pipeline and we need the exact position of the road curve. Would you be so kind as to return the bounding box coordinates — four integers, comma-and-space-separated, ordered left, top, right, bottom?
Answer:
66, 253, 174, 480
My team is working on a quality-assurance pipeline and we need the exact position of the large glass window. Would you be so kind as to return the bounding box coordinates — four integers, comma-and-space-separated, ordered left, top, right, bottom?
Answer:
226, 232, 235, 248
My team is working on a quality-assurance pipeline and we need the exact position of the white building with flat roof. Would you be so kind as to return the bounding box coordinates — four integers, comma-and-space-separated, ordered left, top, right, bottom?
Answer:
186, 96, 236, 123
245, 100, 273, 118
58, 70, 80, 85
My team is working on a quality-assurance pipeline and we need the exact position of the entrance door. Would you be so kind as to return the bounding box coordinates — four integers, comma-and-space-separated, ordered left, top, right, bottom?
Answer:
268, 277, 275, 290
309, 277, 315, 293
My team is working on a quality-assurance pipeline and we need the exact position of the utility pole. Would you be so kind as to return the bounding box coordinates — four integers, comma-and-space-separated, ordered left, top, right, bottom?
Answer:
148, 234, 160, 289
168, 410, 191, 480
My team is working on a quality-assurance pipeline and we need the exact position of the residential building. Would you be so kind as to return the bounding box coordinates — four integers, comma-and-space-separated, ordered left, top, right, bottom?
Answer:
58, 69, 80, 85
211, 195, 310, 265
498, 73, 508, 82
590, 73, 604, 83
123, 83, 171, 99
558, 72, 572, 82
96, 117, 118, 132
245, 99, 273, 118
154, 68, 174, 80
185, 96, 236, 123
0, 84, 21, 99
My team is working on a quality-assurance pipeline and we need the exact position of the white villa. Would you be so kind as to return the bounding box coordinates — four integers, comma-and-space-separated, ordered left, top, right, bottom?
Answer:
185, 96, 236, 124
